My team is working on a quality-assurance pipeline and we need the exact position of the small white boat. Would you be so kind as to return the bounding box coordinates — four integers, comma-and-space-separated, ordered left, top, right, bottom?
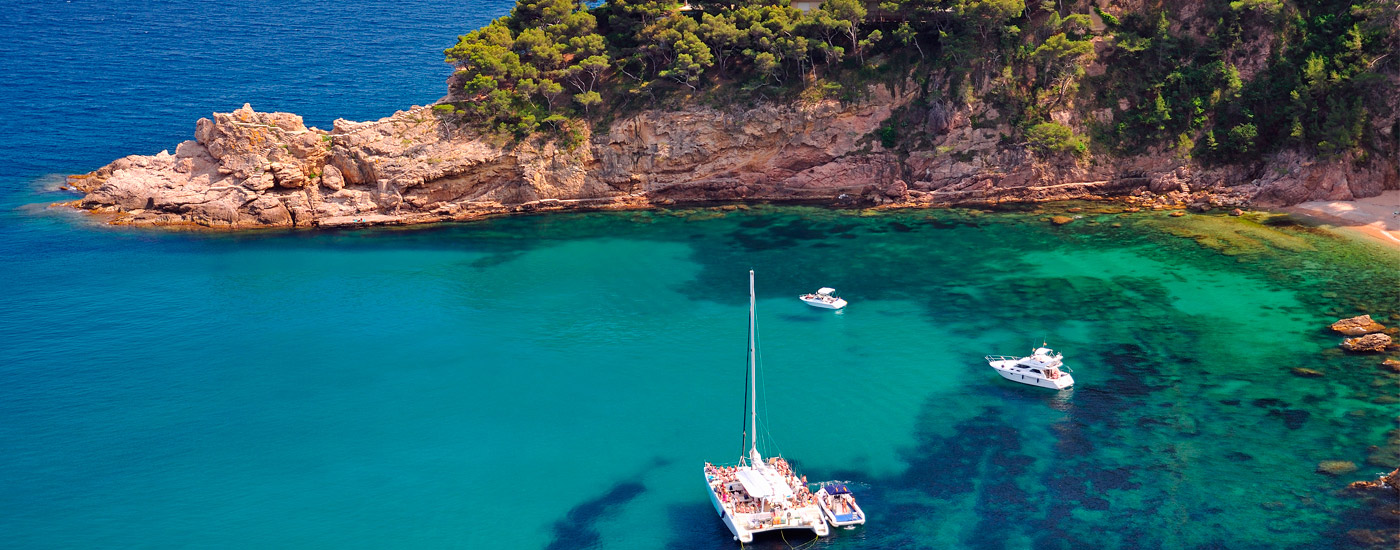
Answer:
799, 287, 847, 310
986, 344, 1075, 390
705, 271, 830, 544
815, 483, 865, 527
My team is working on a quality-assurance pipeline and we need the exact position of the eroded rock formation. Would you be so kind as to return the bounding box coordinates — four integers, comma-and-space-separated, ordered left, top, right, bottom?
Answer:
64, 89, 1399, 229
1342, 333, 1395, 353
1332, 315, 1388, 336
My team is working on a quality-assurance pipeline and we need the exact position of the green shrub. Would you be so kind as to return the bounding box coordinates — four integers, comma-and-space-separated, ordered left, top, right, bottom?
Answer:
1094, 6, 1120, 27
1026, 122, 1088, 157
877, 124, 898, 148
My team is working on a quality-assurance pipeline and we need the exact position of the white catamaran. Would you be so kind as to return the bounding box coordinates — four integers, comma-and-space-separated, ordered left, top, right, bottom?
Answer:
704, 270, 830, 544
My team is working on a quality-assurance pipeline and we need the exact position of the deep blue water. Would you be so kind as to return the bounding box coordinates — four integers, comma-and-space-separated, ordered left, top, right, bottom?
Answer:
3, 2, 1399, 549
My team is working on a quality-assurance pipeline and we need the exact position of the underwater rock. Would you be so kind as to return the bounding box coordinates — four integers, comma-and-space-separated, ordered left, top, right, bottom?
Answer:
1332, 315, 1387, 336
1050, 216, 1073, 225
1382, 358, 1400, 373
1291, 368, 1325, 378
1230, 208, 1243, 216
1317, 460, 1358, 476
1344, 467, 1400, 543
1342, 333, 1393, 352
1346, 528, 1394, 548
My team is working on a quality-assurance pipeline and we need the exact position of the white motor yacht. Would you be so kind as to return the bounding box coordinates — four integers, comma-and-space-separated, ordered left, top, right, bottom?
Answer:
799, 287, 847, 310
986, 345, 1075, 389
705, 271, 830, 544
815, 483, 865, 527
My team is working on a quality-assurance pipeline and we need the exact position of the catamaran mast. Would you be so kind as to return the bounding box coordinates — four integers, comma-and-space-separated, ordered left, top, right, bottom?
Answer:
748, 270, 758, 461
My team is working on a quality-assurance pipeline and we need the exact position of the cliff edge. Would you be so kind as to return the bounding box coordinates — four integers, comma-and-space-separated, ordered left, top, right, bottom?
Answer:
64, 90, 1396, 229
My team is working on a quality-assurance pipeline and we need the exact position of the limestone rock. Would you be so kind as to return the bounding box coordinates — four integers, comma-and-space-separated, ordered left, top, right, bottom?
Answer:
1382, 358, 1400, 373
60, 87, 1400, 229
1291, 368, 1324, 378
1343, 333, 1393, 353
1347, 468, 1399, 494
244, 172, 275, 192
1050, 216, 1073, 225
321, 164, 344, 191
1332, 315, 1386, 336
1252, 150, 1398, 207
269, 163, 308, 189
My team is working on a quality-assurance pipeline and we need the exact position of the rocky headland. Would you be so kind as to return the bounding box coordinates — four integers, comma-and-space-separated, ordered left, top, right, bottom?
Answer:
63, 90, 1398, 230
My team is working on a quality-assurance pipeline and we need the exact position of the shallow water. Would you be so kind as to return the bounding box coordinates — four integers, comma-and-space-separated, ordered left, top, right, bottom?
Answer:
3, 1, 1399, 548
2, 204, 1397, 549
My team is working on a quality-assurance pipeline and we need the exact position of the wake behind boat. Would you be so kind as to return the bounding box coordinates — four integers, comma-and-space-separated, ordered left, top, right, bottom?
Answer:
815, 483, 865, 527
986, 344, 1075, 389
704, 271, 829, 544
799, 287, 847, 310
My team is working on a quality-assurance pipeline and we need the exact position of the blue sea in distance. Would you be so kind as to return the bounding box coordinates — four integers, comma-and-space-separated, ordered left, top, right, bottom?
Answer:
3, 1, 1400, 549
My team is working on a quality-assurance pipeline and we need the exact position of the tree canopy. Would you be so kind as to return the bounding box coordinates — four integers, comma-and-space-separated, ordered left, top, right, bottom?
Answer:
439, 0, 1397, 163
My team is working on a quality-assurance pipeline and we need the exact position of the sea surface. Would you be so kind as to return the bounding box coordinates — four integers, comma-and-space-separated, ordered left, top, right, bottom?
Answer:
2, 1, 1398, 549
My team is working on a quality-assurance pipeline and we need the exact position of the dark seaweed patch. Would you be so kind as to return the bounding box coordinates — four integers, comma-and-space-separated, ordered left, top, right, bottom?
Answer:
1282, 409, 1311, 430
1088, 467, 1141, 491
738, 217, 776, 229
545, 482, 647, 550
1224, 451, 1254, 462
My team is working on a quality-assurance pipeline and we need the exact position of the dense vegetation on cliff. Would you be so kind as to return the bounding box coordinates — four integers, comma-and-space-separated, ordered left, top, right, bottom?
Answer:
443, 0, 1398, 163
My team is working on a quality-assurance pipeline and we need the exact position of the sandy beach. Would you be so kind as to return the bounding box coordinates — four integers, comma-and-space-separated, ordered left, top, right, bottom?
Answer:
1284, 190, 1400, 250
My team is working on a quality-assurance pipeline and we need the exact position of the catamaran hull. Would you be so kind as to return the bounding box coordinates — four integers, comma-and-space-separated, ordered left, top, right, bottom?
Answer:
707, 476, 750, 543
706, 475, 829, 543
990, 364, 1074, 389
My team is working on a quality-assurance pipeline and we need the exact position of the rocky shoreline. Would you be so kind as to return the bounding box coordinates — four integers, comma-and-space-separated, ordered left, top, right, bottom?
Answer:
61, 89, 1397, 231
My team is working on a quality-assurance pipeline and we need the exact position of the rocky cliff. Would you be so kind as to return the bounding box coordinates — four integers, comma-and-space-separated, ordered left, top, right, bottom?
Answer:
65, 84, 1398, 229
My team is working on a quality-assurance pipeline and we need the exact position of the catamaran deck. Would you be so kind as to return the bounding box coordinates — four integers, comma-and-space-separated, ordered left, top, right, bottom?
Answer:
705, 457, 828, 542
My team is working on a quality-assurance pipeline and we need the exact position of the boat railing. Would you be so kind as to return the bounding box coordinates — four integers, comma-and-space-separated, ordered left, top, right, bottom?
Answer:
985, 355, 1019, 362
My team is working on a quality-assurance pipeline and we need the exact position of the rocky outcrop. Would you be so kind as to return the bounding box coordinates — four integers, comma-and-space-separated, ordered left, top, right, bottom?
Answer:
66, 94, 921, 228
1332, 315, 1387, 336
1346, 469, 1399, 493
1345, 468, 1400, 549
1342, 333, 1394, 353
64, 91, 1399, 229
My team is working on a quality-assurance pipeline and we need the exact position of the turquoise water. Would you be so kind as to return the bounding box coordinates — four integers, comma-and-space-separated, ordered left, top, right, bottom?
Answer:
3, 0, 1399, 547
2, 204, 1397, 549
